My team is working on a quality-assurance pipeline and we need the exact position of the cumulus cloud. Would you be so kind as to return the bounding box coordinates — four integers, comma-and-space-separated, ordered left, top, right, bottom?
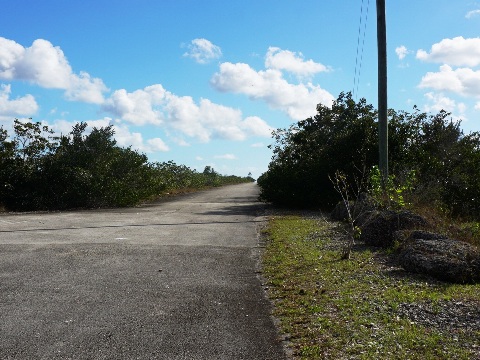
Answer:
65, 71, 108, 103
475, 102, 480, 110
265, 47, 330, 76
466, 9, 480, 19
164, 96, 231, 141
0, 84, 38, 116
103, 84, 273, 142
423, 92, 467, 120
395, 45, 409, 60
211, 61, 334, 120
0, 37, 107, 104
103, 85, 167, 126
423, 92, 456, 113
111, 126, 169, 153
241, 116, 274, 137
146, 137, 169, 152
183, 38, 222, 64
416, 36, 480, 67
0, 38, 26, 80
418, 64, 480, 98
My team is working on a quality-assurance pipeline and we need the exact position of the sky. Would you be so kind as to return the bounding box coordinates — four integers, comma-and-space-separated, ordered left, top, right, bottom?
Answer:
1, 0, 479, 179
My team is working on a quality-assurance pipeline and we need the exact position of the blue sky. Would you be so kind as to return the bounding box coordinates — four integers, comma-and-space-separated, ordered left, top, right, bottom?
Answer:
1, 0, 479, 178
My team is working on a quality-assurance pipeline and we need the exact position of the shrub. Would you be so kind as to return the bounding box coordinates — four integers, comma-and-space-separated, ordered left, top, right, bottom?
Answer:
0, 120, 253, 211
258, 93, 480, 219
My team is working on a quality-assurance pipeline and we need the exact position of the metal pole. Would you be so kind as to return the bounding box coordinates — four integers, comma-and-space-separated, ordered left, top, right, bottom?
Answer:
377, 0, 388, 182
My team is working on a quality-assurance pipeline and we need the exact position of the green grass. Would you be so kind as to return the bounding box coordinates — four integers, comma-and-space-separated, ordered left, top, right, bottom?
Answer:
262, 215, 480, 359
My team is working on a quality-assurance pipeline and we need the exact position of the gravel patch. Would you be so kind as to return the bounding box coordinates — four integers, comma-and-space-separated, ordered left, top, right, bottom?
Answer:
397, 299, 480, 333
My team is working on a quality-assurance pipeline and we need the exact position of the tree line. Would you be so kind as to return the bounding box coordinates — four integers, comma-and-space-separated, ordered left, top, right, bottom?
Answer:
0, 120, 254, 211
257, 92, 480, 219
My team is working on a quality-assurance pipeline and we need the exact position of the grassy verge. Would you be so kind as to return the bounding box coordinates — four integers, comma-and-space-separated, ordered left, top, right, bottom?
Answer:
262, 214, 480, 359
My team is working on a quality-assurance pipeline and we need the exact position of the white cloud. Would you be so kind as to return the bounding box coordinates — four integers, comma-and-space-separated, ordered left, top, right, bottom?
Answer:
65, 71, 108, 104
423, 92, 467, 120
161, 95, 212, 141
15, 39, 72, 88
103, 84, 273, 142
103, 85, 167, 126
183, 38, 222, 64
466, 9, 480, 19
147, 138, 169, 152
0, 84, 38, 116
418, 64, 480, 98
0, 37, 107, 104
105, 122, 169, 152
112, 123, 146, 149
416, 36, 480, 67
241, 116, 273, 137
0, 38, 24, 80
211, 62, 334, 120
395, 45, 409, 60
265, 47, 330, 76
50, 119, 77, 135
214, 153, 236, 160
475, 102, 480, 110
423, 92, 456, 113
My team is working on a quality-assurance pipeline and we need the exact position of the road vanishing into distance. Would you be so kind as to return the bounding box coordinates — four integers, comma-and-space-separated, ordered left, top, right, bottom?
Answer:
0, 183, 287, 359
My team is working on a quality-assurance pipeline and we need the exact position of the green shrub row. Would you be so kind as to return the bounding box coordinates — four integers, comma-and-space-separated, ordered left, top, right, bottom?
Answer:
257, 92, 480, 219
0, 120, 253, 211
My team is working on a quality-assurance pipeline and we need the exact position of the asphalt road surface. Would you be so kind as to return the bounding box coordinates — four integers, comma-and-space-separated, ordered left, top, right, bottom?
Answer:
0, 183, 288, 360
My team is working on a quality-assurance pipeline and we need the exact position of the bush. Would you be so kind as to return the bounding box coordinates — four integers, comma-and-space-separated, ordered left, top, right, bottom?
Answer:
258, 93, 480, 219
258, 92, 378, 208
0, 120, 254, 211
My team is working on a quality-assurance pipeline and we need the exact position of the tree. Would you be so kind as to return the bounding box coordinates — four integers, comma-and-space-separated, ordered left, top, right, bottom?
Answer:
258, 92, 378, 208
258, 93, 480, 218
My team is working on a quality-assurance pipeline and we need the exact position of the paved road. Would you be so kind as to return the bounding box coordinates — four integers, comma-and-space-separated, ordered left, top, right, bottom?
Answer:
0, 183, 287, 360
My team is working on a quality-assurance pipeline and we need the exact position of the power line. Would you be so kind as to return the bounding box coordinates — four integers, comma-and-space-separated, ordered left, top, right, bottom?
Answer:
353, 0, 370, 100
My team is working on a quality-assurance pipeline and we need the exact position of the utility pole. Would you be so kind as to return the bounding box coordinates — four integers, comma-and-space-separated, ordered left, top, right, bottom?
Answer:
377, 0, 388, 182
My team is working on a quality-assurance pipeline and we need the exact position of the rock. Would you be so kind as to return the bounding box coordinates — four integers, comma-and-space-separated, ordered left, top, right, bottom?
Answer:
330, 200, 353, 221
330, 193, 377, 224
398, 235, 480, 284
393, 230, 448, 246
407, 230, 449, 241
360, 210, 428, 247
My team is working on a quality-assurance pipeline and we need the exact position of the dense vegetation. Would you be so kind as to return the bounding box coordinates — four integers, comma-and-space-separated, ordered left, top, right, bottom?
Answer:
0, 120, 253, 211
258, 92, 480, 220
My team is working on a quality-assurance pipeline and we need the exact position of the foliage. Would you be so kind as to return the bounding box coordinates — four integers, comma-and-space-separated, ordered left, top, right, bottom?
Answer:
258, 93, 480, 219
0, 119, 254, 211
258, 92, 378, 208
369, 165, 416, 210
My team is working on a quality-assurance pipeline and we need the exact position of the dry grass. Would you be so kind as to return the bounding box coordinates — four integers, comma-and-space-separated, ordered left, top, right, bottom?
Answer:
411, 203, 480, 248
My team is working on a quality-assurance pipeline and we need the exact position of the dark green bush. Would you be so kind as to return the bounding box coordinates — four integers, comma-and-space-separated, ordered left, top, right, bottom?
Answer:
258, 92, 378, 208
0, 120, 253, 211
258, 93, 480, 218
